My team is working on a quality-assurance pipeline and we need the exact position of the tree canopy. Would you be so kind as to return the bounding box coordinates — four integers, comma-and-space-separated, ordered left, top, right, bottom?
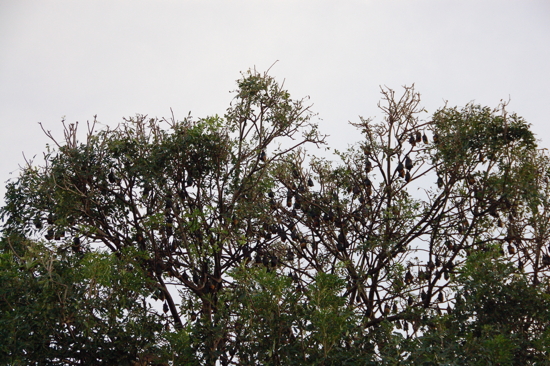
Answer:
2, 70, 550, 365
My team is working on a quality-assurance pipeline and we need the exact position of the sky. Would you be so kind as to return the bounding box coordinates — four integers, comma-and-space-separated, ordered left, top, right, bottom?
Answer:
1, 0, 549, 201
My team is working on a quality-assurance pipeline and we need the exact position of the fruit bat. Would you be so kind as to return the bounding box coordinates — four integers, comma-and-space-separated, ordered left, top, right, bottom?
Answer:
365, 160, 373, 173
279, 229, 288, 242
396, 162, 404, 174
338, 231, 347, 245
165, 198, 173, 209
405, 270, 413, 284
72, 237, 81, 253
286, 248, 294, 261
108, 169, 116, 184
405, 156, 413, 170
34, 217, 43, 229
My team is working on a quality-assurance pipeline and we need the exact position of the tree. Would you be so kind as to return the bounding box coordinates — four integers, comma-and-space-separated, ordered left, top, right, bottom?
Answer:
406, 249, 550, 365
1, 70, 550, 365
1, 69, 325, 365
0, 238, 165, 365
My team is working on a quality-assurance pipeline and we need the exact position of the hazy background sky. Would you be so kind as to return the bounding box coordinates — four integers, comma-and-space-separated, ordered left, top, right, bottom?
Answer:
1, 1, 549, 200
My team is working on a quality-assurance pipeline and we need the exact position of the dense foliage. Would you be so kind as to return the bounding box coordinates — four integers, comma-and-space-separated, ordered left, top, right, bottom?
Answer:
2, 70, 550, 365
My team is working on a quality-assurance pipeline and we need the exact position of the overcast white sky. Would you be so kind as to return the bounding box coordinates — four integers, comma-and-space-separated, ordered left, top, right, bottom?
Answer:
1, 1, 549, 200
